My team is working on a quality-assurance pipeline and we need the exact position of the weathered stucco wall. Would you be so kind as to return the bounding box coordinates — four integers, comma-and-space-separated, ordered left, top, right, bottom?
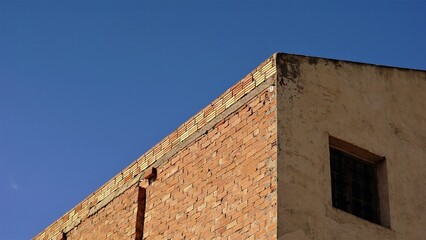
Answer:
276, 53, 426, 240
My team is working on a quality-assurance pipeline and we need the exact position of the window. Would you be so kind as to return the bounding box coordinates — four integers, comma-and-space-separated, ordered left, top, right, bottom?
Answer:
330, 147, 379, 223
329, 136, 390, 227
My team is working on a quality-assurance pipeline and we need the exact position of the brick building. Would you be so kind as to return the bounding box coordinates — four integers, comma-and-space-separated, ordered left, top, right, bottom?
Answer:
34, 53, 426, 240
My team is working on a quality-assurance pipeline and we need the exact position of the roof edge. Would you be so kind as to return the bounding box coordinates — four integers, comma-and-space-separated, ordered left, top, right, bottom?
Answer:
275, 52, 426, 72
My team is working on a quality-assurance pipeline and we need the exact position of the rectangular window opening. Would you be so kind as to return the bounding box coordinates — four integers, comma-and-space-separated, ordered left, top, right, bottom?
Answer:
329, 136, 390, 228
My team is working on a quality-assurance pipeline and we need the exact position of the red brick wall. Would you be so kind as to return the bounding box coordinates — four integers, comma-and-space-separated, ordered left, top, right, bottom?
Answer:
34, 56, 277, 240
65, 185, 143, 239
59, 87, 277, 240
142, 88, 277, 239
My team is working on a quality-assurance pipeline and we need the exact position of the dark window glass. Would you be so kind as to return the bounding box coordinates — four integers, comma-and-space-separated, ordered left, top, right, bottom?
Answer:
330, 148, 380, 224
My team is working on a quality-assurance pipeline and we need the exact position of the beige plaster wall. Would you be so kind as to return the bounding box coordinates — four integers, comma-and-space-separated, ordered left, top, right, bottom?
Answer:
276, 53, 426, 240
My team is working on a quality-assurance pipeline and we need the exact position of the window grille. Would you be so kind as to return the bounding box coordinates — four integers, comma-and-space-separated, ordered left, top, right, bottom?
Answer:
330, 147, 380, 224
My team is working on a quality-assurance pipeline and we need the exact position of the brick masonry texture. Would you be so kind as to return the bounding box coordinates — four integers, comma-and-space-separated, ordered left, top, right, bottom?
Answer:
142, 88, 277, 239
34, 55, 277, 240
66, 185, 142, 239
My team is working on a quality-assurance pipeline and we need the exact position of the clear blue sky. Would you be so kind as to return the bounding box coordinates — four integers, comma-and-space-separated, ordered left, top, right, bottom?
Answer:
1, 0, 425, 239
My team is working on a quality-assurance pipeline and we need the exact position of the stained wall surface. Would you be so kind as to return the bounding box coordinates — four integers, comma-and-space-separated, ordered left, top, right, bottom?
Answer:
276, 54, 426, 240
